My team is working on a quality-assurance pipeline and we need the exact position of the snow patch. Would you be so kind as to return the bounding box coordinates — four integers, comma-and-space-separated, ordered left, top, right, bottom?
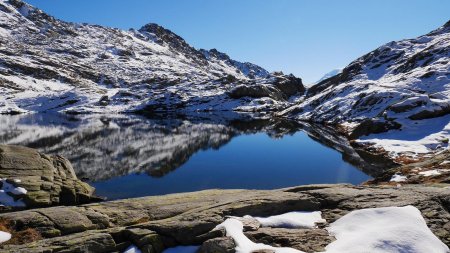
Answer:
216, 218, 304, 253
419, 169, 450, 177
123, 244, 141, 253
0, 178, 27, 207
325, 206, 449, 253
0, 231, 11, 244
250, 211, 325, 229
390, 174, 407, 182
215, 206, 449, 253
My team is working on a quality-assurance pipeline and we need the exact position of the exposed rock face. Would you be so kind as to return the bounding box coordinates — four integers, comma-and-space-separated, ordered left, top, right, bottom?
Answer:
229, 73, 305, 101
348, 119, 401, 139
0, 0, 302, 115
272, 73, 305, 98
0, 145, 98, 210
0, 184, 448, 252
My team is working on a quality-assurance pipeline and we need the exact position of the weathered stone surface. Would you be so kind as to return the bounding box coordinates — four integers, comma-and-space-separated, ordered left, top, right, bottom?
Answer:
246, 228, 334, 252
0, 145, 100, 210
1, 230, 117, 253
0, 184, 448, 252
199, 237, 236, 253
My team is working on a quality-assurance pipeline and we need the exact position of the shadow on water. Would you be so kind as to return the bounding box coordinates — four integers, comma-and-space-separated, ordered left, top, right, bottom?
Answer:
0, 112, 389, 199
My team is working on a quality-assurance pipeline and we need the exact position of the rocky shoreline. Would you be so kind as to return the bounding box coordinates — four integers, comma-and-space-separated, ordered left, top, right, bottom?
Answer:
0, 134, 448, 252
0, 133, 448, 253
0, 182, 448, 252
0, 144, 448, 252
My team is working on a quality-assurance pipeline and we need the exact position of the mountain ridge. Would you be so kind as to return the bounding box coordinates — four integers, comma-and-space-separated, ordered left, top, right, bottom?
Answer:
281, 19, 450, 157
0, 0, 304, 115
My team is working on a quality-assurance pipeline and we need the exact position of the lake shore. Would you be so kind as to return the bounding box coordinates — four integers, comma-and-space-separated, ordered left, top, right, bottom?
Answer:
0, 144, 448, 252
0, 182, 449, 252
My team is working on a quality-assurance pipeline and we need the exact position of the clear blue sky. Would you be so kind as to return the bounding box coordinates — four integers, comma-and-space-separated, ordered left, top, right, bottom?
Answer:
24, 0, 450, 84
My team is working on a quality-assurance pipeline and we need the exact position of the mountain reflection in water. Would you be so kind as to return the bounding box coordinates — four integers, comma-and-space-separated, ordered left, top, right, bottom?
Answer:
0, 113, 378, 199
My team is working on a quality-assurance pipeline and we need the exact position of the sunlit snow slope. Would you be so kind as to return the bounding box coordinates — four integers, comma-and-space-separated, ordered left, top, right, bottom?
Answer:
282, 21, 450, 156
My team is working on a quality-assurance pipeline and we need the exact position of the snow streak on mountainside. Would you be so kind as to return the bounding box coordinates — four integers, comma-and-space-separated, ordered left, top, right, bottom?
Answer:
0, 0, 304, 115
283, 21, 450, 157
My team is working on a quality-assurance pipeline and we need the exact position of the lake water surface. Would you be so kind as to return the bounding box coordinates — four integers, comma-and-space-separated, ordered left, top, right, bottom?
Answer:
0, 113, 372, 200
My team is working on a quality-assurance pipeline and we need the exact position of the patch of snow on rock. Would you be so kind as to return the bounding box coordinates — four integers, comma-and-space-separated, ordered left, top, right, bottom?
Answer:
0, 231, 11, 244
0, 178, 27, 207
419, 169, 450, 177
216, 206, 449, 253
325, 205, 449, 253
249, 211, 325, 229
123, 244, 141, 253
390, 174, 407, 182
216, 218, 305, 253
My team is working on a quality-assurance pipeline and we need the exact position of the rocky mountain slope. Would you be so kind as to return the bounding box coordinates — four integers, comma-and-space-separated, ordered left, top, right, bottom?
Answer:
0, 0, 304, 115
282, 21, 450, 158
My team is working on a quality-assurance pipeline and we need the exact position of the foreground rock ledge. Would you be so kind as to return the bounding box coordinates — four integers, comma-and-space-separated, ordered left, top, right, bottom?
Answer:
0, 145, 99, 210
0, 184, 449, 252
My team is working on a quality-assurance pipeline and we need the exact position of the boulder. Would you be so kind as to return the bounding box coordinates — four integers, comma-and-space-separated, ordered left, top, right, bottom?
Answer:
0, 145, 100, 210
348, 119, 401, 139
272, 74, 305, 98
199, 237, 236, 253
228, 84, 279, 99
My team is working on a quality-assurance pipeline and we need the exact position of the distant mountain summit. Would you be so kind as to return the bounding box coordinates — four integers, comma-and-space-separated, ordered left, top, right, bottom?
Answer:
314, 68, 343, 84
0, 0, 304, 114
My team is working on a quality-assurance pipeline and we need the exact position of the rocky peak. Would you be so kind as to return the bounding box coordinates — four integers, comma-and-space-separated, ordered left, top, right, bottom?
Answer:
5, 0, 52, 26
201, 48, 232, 61
1, 0, 78, 38
139, 23, 207, 66
201, 48, 270, 79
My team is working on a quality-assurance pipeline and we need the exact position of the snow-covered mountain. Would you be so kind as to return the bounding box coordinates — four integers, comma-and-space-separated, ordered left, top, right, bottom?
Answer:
0, 0, 304, 115
314, 68, 343, 84
282, 21, 450, 157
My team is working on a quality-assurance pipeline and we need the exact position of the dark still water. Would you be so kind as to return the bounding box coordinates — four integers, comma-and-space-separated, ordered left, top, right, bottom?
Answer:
0, 113, 372, 200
